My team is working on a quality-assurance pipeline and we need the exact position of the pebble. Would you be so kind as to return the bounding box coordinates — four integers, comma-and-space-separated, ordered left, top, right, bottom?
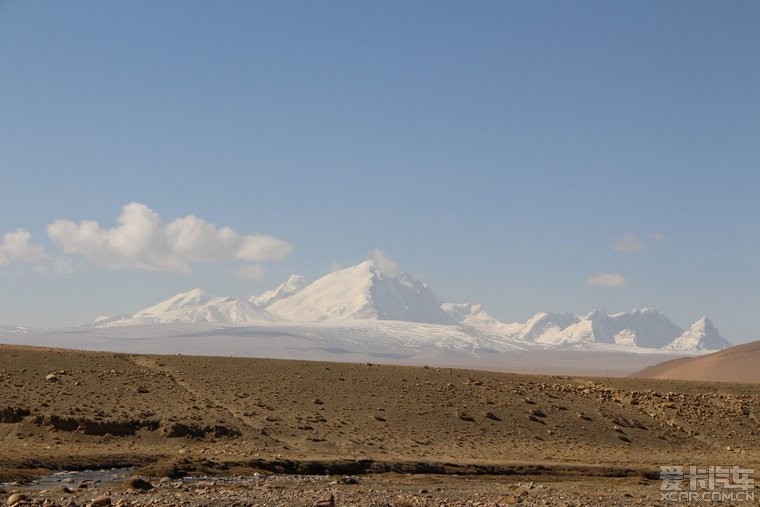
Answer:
124, 477, 153, 491
7, 494, 28, 506
314, 492, 335, 507
91, 495, 111, 506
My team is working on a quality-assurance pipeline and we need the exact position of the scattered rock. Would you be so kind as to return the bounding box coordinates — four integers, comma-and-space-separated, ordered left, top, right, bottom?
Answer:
0, 407, 30, 423
7, 494, 28, 506
500, 494, 523, 505
91, 496, 111, 506
456, 410, 475, 422
45, 373, 58, 382
516, 482, 534, 494
314, 492, 335, 507
125, 476, 154, 490
163, 422, 240, 438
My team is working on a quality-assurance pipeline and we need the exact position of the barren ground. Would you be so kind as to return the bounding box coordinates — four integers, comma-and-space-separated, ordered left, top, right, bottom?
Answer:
1, 344, 758, 506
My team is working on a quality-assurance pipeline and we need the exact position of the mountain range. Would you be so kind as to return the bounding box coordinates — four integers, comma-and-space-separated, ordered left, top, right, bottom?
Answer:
96, 288, 279, 326
79, 258, 730, 354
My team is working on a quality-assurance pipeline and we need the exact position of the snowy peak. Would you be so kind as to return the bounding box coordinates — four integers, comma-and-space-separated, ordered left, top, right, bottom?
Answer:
74, 253, 735, 354
138, 288, 218, 314
449, 306, 732, 352
442, 307, 582, 344
607, 308, 684, 348
505, 307, 684, 349
442, 303, 519, 335
584, 308, 609, 320
266, 261, 378, 321
267, 259, 455, 324
251, 274, 308, 307
442, 303, 492, 325
666, 317, 732, 351
518, 312, 580, 343
95, 289, 279, 327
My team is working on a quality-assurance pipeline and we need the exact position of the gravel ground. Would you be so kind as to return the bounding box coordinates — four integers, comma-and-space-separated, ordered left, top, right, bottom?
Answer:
1, 473, 685, 507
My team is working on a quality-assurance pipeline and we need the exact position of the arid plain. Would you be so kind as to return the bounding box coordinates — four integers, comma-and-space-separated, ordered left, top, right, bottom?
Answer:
1, 344, 759, 506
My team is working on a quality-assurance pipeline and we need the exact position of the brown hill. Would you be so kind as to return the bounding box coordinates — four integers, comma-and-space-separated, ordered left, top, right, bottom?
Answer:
632, 339, 760, 383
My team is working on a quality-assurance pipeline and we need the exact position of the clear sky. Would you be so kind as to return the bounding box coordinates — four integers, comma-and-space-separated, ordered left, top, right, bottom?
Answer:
1, 1, 758, 342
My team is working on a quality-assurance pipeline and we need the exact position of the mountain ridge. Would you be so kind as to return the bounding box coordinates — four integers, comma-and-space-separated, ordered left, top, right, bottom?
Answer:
78, 258, 732, 354
665, 317, 731, 351
95, 288, 279, 326
266, 260, 455, 324
250, 274, 307, 308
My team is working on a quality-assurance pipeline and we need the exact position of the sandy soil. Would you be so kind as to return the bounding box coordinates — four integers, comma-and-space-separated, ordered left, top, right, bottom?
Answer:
1, 344, 758, 505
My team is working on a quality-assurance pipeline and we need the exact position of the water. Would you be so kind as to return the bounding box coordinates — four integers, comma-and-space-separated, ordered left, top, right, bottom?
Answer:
1, 467, 135, 490
2, 469, 315, 490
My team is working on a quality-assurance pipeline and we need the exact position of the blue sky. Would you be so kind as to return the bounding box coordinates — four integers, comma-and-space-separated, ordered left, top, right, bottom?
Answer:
1, 1, 758, 341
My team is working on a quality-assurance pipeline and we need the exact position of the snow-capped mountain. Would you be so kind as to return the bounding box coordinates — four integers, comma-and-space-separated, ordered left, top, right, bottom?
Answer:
442, 303, 520, 336
444, 306, 692, 350
67, 257, 733, 355
267, 260, 455, 324
509, 312, 581, 343
250, 274, 307, 307
442, 304, 580, 343
94, 288, 279, 327
665, 317, 732, 351
543, 308, 684, 348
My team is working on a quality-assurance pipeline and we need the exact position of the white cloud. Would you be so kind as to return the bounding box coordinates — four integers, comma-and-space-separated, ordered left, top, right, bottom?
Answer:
0, 229, 72, 274
47, 202, 292, 273
369, 249, 398, 277
650, 232, 666, 242
0, 229, 44, 266
612, 233, 645, 253
585, 272, 627, 287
